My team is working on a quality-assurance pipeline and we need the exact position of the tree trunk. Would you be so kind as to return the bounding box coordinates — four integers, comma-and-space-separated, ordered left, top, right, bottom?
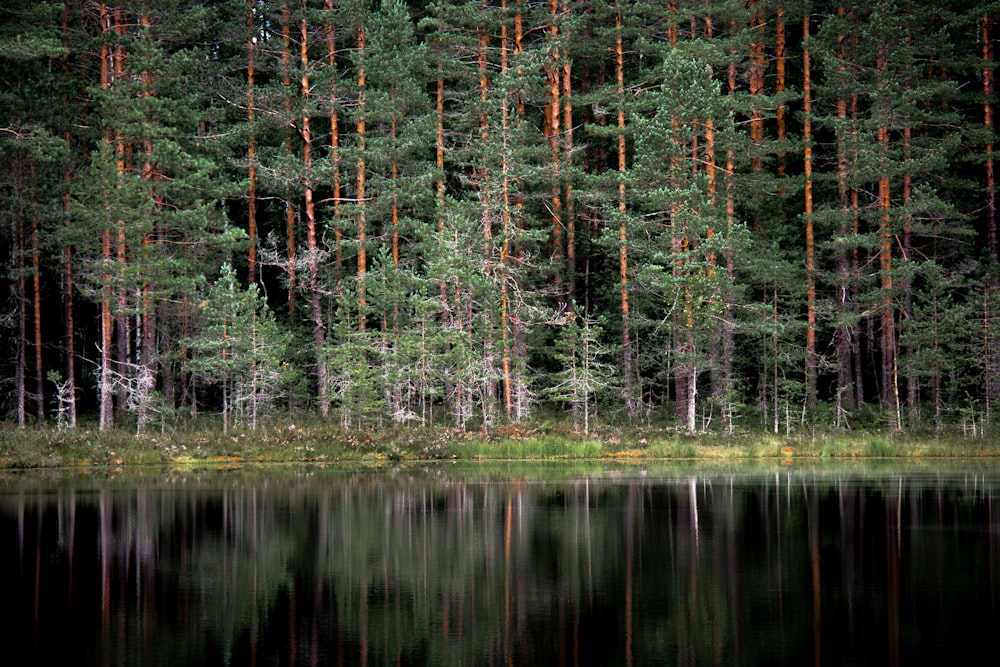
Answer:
773, 282, 780, 433
247, 0, 258, 284
137, 13, 158, 436
545, 0, 563, 299
98, 2, 114, 430
512, 0, 528, 417
356, 23, 367, 332
301, 10, 328, 417
776, 5, 786, 183
562, 0, 575, 310
282, 3, 297, 315
703, 10, 729, 409
834, 6, 855, 422
500, 0, 514, 416
986, 13, 997, 264
851, 86, 865, 410
325, 0, 343, 300
723, 16, 738, 421
62, 156, 77, 428
877, 41, 900, 430
615, 3, 635, 418
804, 9, 817, 409
14, 150, 26, 426
433, 16, 452, 416
748, 0, 766, 209
901, 33, 917, 422
984, 13, 999, 420
436, 64, 448, 319
667, 2, 677, 48
113, 6, 129, 424
29, 158, 44, 422
61, 2, 77, 428
477, 1, 490, 249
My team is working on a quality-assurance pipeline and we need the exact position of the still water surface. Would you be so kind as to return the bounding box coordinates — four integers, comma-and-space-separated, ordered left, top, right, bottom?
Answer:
3, 461, 999, 666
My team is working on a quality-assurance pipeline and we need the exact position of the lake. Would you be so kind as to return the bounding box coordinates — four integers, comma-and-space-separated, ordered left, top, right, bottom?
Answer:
3, 461, 999, 665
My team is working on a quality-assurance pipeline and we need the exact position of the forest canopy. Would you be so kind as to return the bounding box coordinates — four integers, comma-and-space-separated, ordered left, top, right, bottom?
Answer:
1, 0, 998, 435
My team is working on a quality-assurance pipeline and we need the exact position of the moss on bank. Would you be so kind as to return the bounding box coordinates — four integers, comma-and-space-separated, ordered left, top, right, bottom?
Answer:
2, 419, 1000, 469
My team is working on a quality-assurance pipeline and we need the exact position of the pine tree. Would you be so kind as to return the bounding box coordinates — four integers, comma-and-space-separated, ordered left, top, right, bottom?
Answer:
0, 1, 71, 424
629, 45, 738, 432
361, 0, 437, 423
1, 0, 999, 433
186, 264, 292, 431
545, 311, 613, 435
813, 0, 964, 428
68, 0, 246, 431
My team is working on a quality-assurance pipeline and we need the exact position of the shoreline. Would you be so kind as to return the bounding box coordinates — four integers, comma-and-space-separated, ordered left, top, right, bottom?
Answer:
3, 421, 999, 469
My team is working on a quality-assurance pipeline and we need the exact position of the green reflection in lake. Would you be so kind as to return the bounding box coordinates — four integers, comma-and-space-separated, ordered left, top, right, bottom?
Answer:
2, 461, 999, 666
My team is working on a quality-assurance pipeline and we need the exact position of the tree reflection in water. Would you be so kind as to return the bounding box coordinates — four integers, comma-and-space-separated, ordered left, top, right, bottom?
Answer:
3, 464, 999, 665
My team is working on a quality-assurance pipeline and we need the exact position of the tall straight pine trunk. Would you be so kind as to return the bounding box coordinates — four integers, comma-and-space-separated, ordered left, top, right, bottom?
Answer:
901, 32, 917, 421
544, 0, 563, 298
804, 8, 817, 408
325, 0, 343, 300
300, 10, 328, 417
499, 0, 514, 416
14, 150, 26, 426
834, 6, 856, 421
61, 2, 77, 427
247, 0, 258, 284
112, 6, 129, 424
615, 3, 635, 418
562, 0, 575, 309
877, 45, 901, 430
281, 3, 297, 315
985, 13, 996, 263
356, 23, 367, 332
748, 0, 765, 230
98, 2, 114, 430
137, 12, 159, 435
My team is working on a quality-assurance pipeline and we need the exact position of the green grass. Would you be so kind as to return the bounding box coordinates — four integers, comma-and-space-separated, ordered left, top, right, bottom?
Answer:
456, 436, 604, 460
2, 420, 1000, 469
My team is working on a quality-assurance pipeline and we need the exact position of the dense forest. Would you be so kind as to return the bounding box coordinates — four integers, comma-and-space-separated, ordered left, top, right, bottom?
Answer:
1, 0, 998, 435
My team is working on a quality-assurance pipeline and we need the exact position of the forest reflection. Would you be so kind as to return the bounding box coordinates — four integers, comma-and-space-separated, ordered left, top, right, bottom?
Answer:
4, 464, 1000, 666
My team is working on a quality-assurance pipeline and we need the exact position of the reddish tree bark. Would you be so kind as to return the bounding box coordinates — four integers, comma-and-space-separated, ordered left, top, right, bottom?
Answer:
776, 6, 787, 182
247, 0, 258, 284
545, 0, 564, 296
986, 13, 996, 263
281, 3, 297, 315
615, 3, 635, 417
98, 2, 114, 430
324, 0, 343, 300
748, 0, 766, 187
834, 6, 856, 419
356, 23, 367, 332
562, 0, 575, 310
301, 9, 328, 416
804, 9, 817, 408
112, 5, 129, 423
877, 43, 900, 430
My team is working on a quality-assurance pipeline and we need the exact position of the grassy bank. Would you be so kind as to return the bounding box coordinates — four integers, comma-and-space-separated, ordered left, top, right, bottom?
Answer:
2, 419, 1000, 469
